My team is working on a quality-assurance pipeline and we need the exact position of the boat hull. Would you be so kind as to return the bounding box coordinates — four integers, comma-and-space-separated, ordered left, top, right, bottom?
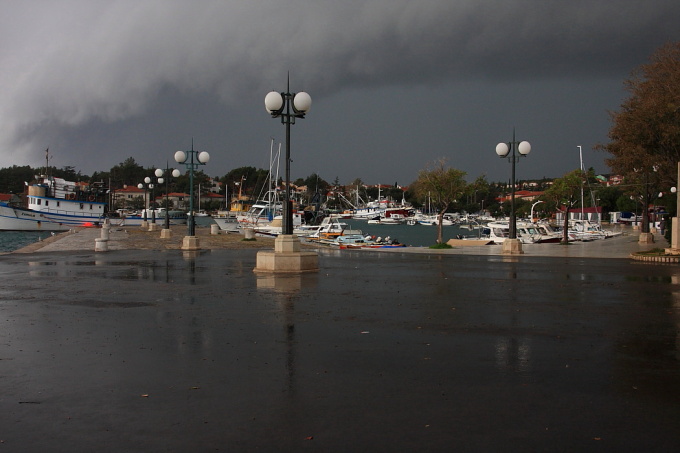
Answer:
0, 204, 104, 231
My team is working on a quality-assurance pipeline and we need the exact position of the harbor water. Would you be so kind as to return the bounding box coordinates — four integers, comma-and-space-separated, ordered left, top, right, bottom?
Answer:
0, 218, 481, 252
341, 219, 481, 247
0, 231, 55, 252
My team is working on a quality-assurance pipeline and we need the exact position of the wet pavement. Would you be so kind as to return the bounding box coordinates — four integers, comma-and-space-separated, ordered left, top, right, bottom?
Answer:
1, 238, 680, 451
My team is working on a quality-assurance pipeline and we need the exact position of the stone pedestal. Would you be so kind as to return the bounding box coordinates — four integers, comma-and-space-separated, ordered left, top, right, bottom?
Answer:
254, 235, 319, 273
181, 235, 200, 251
148, 223, 159, 232
666, 216, 680, 254
638, 232, 655, 244
140, 221, 149, 230
210, 224, 220, 235
501, 238, 524, 254
275, 234, 300, 252
160, 228, 172, 239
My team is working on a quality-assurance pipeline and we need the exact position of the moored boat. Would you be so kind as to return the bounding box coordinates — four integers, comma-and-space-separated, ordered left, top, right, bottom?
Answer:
485, 221, 537, 244
0, 175, 110, 231
367, 213, 406, 225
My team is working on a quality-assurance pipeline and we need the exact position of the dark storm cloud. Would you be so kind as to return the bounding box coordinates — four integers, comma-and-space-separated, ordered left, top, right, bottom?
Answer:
0, 1, 677, 183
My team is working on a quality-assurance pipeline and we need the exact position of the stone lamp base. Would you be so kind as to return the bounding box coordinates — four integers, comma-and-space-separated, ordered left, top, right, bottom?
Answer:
254, 235, 319, 273
502, 238, 524, 254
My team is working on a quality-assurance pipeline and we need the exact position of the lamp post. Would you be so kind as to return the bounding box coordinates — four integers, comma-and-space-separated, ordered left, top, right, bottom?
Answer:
154, 168, 166, 229
264, 78, 311, 235
496, 130, 531, 254
531, 200, 544, 222
137, 178, 154, 228
174, 140, 210, 240
155, 165, 182, 232
255, 77, 318, 273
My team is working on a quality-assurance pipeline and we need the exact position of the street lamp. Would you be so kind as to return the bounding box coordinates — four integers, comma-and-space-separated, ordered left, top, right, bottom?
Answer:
264, 78, 311, 235
174, 140, 210, 238
137, 177, 155, 226
155, 165, 182, 232
496, 130, 531, 253
531, 200, 544, 222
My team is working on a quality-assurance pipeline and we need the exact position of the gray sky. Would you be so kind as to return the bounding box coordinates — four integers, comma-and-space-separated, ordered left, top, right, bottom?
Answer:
1, 1, 678, 186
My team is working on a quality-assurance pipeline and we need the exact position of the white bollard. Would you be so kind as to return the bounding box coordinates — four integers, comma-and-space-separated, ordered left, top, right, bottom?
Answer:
211, 224, 219, 235
95, 238, 109, 252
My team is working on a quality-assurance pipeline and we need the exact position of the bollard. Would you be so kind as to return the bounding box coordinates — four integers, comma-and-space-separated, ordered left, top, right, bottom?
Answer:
210, 224, 219, 235
101, 226, 110, 240
95, 238, 109, 252
244, 228, 255, 239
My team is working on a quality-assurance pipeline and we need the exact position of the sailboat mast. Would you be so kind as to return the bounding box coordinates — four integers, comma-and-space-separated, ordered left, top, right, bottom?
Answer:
578, 145, 584, 220
275, 143, 281, 196
269, 138, 274, 201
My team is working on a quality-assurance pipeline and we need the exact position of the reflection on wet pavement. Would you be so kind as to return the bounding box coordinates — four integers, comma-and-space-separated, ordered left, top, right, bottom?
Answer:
1, 249, 679, 451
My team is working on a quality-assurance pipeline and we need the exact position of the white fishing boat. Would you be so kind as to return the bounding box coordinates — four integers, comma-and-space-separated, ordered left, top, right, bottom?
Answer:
0, 175, 110, 231
211, 211, 240, 232
568, 219, 613, 241
367, 213, 405, 225
530, 221, 569, 243
486, 221, 538, 244
247, 213, 305, 237
235, 192, 282, 226
516, 222, 563, 243
303, 216, 363, 241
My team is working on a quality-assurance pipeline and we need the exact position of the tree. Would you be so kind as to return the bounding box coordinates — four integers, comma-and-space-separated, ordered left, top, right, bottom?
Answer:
411, 159, 467, 244
598, 42, 680, 233
221, 166, 271, 202
107, 157, 148, 188
542, 169, 583, 243
593, 185, 624, 216
0, 165, 35, 194
462, 175, 490, 213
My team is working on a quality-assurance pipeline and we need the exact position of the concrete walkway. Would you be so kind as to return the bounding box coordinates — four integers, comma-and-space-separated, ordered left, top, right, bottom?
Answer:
383, 232, 662, 258
1, 226, 678, 451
